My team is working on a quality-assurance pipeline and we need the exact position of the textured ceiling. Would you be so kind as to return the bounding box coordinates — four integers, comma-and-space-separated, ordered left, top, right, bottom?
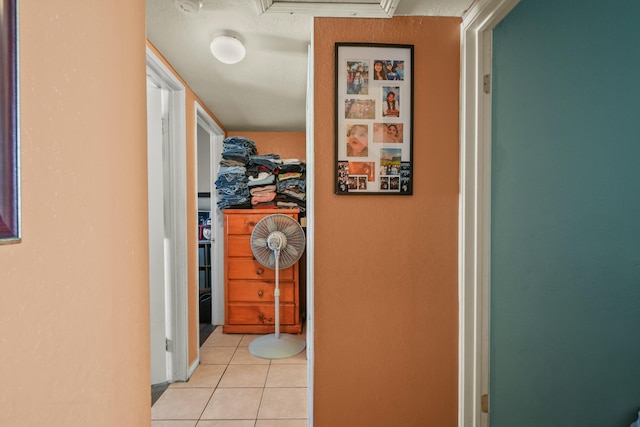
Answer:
146, 0, 475, 132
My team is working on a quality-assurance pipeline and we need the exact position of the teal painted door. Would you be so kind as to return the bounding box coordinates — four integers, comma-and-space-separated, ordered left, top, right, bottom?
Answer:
490, 1, 640, 425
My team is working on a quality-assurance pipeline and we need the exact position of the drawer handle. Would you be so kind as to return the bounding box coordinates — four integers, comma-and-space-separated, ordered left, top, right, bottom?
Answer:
258, 313, 273, 323
256, 267, 264, 275
258, 290, 264, 297
247, 221, 255, 227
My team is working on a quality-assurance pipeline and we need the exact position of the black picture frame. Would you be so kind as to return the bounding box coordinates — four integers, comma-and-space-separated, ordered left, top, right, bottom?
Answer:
0, 0, 20, 243
335, 43, 414, 195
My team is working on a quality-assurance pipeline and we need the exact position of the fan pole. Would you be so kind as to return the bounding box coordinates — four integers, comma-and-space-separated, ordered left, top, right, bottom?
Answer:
274, 248, 280, 339
248, 214, 306, 360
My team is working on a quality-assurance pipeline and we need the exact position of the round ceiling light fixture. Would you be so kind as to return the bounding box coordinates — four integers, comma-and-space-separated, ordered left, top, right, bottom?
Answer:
210, 36, 246, 65
174, 0, 202, 13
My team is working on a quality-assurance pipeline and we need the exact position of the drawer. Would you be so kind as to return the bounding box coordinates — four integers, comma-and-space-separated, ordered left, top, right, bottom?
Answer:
227, 259, 294, 281
225, 212, 297, 235
226, 234, 253, 257
228, 304, 296, 326
228, 281, 295, 303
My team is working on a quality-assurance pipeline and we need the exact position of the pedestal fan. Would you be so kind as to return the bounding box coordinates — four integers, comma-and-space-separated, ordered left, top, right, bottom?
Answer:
248, 214, 306, 359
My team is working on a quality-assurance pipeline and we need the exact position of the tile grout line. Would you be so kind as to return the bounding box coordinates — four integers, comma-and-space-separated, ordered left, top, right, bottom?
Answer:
254, 359, 273, 421
153, 330, 308, 424
196, 332, 242, 422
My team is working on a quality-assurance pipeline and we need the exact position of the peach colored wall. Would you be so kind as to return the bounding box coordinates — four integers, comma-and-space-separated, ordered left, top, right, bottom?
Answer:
0, 1, 149, 426
146, 42, 224, 366
314, 17, 461, 426
227, 131, 306, 161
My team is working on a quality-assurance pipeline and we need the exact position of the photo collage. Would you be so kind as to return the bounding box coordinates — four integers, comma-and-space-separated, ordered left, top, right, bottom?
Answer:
336, 44, 413, 195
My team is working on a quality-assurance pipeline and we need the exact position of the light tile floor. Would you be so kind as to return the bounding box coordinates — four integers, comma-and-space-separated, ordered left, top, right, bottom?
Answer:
152, 327, 308, 427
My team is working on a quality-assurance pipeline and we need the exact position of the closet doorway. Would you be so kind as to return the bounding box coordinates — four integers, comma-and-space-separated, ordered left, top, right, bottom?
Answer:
195, 102, 225, 347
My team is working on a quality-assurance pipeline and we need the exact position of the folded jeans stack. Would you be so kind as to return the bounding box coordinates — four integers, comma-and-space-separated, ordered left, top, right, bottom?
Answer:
214, 136, 257, 210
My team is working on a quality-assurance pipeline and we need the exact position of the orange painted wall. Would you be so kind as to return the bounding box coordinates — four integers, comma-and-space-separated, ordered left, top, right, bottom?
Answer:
0, 1, 149, 425
313, 17, 461, 426
227, 131, 306, 161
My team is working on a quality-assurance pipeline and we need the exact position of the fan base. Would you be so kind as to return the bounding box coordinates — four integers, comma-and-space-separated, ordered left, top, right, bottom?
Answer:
248, 333, 306, 360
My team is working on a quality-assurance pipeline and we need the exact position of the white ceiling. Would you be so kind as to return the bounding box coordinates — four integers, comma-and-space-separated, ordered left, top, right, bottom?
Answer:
146, 0, 475, 132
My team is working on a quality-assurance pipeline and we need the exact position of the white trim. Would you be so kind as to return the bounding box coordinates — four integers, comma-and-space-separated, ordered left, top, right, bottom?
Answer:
305, 36, 314, 426
146, 46, 190, 382
254, 0, 399, 18
458, 1, 519, 426
194, 101, 225, 330
147, 76, 168, 385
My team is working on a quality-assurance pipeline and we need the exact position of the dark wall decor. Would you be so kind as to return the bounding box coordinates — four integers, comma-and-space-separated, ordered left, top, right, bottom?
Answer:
335, 43, 414, 195
0, 0, 20, 243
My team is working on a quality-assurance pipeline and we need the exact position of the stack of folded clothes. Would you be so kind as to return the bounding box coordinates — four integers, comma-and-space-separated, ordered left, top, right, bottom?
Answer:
215, 138, 308, 214
275, 159, 306, 216
247, 154, 280, 209
214, 136, 257, 210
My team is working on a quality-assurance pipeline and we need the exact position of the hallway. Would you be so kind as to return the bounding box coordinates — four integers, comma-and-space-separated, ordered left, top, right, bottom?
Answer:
151, 327, 308, 426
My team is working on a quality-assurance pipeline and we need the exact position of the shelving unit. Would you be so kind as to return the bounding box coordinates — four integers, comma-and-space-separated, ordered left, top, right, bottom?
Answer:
198, 240, 212, 289
199, 240, 212, 324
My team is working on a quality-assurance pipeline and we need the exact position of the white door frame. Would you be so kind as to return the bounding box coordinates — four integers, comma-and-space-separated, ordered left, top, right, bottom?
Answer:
305, 39, 315, 427
194, 101, 225, 331
147, 75, 168, 385
146, 46, 190, 383
458, 0, 519, 426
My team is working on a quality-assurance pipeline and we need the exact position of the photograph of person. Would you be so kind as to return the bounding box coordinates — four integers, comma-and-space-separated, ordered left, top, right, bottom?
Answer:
380, 176, 390, 190
393, 61, 405, 80
345, 99, 375, 120
400, 177, 410, 193
389, 176, 400, 190
379, 162, 401, 176
373, 60, 387, 80
337, 161, 349, 193
347, 161, 375, 182
348, 176, 358, 190
400, 162, 411, 193
382, 87, 400, 117
358, 176, 367, 190
373, 123, 403, 143
385, 61, 400, 80
346, 123, 369, 157
346, 60, 369, 94
380, 148, 402, 175
385, 123, 402, 142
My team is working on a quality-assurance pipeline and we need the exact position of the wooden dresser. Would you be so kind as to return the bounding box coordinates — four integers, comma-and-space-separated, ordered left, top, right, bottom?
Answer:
223, 209, 302, 334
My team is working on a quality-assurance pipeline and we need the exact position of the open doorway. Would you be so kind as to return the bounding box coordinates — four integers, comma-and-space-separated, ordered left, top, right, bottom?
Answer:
147, 43, 315, 424
147, 46, 189, 390
458, 1, 520, 425
194, 102, 225, 349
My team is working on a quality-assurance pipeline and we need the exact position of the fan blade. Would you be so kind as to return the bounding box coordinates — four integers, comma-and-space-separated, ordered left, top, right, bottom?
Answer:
283, 245, 299, 258
282, 224, 298, 237
266, 218, 278, 234
252, 237, 267, 251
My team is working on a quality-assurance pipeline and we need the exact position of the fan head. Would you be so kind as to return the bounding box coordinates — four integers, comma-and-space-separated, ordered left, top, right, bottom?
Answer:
251, 214, 305, 269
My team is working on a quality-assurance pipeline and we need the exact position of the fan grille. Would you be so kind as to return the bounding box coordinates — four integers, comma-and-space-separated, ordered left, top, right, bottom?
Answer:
251, 214, 305, 269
